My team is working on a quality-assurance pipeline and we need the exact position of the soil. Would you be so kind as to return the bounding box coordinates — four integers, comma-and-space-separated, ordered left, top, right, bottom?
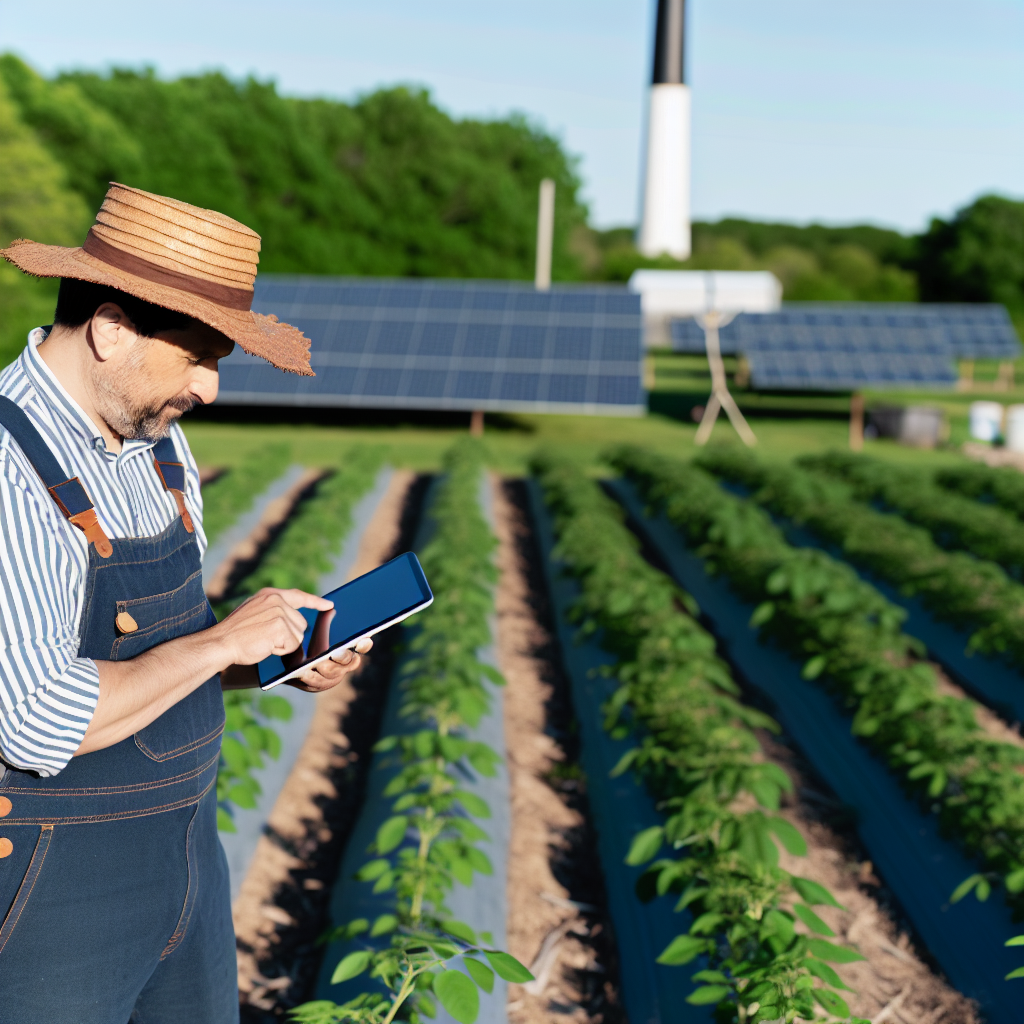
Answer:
200, 466, 227, 487
492, 477, 626, 1024
764, 729, 982, 1024
233, 469, 423, 1020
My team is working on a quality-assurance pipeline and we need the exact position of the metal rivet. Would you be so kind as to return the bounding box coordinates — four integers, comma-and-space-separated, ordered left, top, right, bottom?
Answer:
0, 796, 10, 817
116, 612, 139, 634
0, 838, 12, 858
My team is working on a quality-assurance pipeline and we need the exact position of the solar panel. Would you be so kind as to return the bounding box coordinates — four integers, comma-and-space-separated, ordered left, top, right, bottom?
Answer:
216, 276, 645, 415
925, 304, 1022, 359
671, 303, 1021, 362
747, 350, 958, 390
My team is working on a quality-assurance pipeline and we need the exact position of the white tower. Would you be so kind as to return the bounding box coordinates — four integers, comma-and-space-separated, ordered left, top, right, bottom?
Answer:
638, 0, 691, 259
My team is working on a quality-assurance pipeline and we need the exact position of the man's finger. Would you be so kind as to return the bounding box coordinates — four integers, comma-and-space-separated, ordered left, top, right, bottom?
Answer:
277, 588, 334, 611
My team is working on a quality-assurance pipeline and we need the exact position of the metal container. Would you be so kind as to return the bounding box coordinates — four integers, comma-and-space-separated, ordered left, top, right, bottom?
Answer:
899, 406, 945, 448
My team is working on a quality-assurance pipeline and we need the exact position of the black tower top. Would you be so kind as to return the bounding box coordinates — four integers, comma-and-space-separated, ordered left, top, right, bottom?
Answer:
652, 0, 686, 85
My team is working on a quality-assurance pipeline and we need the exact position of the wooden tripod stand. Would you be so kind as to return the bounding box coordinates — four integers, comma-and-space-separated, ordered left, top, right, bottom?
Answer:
693, 310, 757, 447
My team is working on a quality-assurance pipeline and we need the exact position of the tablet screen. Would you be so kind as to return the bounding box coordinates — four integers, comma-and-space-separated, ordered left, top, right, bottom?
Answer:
257, 552, 431, 686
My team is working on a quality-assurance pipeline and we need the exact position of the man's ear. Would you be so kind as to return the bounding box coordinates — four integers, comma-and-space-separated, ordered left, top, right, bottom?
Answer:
88, 303, 137, 362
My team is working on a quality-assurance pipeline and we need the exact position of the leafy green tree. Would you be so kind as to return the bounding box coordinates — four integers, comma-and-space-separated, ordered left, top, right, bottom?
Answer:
0, 56, 588, 282
916, 193, 1024, 314
0, 72, 86, 366
0, 72, 88, 248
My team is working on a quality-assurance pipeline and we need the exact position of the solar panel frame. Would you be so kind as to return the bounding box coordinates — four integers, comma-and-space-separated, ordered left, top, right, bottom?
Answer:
216, 276, 646, 416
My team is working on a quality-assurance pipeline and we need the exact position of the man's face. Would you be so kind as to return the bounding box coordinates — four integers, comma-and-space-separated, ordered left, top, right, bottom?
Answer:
92, 312, 234, 441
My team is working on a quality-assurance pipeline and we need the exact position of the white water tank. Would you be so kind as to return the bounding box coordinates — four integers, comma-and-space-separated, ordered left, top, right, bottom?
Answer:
1006, 406, 1024, 452
969, 401, 1004, 443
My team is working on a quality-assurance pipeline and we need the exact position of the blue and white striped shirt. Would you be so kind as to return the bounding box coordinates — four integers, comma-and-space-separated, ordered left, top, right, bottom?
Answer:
0, 329, 206, 776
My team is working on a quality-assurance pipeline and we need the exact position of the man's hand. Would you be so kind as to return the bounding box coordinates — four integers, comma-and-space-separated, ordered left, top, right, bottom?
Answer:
213, 588, 329, 666
79, 587, 372, 755
288, 636, 374, 692
216, 588, 372, 693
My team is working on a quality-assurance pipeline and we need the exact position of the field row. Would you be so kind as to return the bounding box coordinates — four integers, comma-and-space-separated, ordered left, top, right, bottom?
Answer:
199, 438, 1024, 1021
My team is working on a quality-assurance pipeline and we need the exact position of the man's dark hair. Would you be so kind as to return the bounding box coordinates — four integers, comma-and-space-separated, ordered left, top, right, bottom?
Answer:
53, 278, 194, 337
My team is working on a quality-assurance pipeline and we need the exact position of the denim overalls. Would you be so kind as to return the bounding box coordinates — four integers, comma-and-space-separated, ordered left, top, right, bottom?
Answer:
0, 398, 237, 1023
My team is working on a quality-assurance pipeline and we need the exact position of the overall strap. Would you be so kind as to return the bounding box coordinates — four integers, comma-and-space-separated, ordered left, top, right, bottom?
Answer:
152, 436, 194, 534
0, 396, 113, 558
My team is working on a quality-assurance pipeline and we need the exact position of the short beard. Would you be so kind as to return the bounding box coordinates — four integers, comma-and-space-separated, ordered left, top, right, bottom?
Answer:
92, 338, 200, 442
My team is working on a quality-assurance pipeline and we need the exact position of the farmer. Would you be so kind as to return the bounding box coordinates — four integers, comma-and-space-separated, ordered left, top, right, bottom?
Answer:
0, 184, 370, 1023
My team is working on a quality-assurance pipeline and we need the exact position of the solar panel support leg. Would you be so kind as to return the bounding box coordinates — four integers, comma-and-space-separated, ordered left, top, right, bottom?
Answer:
470, 409, 485, 437
694, 311, 756, 447
849, 392, 864, 451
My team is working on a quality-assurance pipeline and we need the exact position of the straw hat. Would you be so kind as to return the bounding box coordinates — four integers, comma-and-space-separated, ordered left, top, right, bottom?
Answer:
0, 183, 312, 375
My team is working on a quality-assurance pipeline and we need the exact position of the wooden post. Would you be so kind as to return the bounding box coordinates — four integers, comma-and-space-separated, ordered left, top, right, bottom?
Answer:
849, 392, 864, 451
958, 359, 974, 392
998, 360, 1015, 391
470, 410, 484, 437
534, 179, 555, 291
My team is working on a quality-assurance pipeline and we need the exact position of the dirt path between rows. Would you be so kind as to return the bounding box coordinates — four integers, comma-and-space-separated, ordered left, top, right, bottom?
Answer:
493, 478, 625, 1024
234, 469, 419, 1019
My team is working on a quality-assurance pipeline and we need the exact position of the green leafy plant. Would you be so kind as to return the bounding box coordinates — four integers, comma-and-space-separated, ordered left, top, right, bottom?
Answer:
531, 451, 866, 1023
216, 447, 382, 832
799, 451, 1024, 580
696, 445, 1024, 673
610, 446, 1024, 919
293, 439, 532, 1024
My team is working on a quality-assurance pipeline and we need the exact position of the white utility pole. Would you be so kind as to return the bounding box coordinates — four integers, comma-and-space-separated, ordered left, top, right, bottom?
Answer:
535, 178, 555, 290
638, 0, 691, 259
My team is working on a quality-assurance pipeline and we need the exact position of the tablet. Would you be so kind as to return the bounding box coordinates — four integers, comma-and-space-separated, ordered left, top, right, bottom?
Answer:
258, 551, 433, 690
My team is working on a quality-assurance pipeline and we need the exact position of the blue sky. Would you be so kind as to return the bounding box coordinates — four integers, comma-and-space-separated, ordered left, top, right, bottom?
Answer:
1, 0, 1021, 232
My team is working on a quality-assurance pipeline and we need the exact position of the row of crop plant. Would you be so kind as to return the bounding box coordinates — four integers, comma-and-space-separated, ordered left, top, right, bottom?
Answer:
696, 447, 1024, 685
609, 447, 1024, 919
296, 439, 532, 1024
202, 446, 383, 831
935, 461, 1024, 523
530, 452, 866, 1024
801, 452, 1024, 579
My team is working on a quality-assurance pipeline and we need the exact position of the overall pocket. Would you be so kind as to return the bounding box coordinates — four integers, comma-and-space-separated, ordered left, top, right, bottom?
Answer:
0, 824, 53, 957
109, 569, 209, 661
118, 570, 226, 762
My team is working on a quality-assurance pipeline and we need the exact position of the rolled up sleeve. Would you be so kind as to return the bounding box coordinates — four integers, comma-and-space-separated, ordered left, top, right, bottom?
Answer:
0, 456, 98, 776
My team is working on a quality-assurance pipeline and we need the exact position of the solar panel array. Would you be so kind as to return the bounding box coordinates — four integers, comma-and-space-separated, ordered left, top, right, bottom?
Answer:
216, 276, 645, 415
668, 303, 1020, 390
746, 351, 958, 390
927, 304, 1022, 359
